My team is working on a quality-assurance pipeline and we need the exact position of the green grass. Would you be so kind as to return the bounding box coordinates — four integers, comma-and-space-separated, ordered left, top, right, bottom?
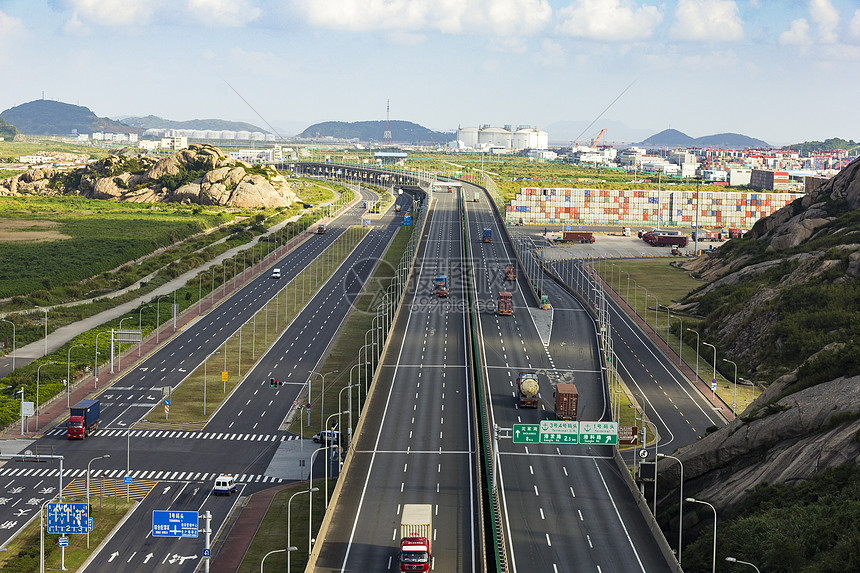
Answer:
0, 497, 135, 572
0, 139, 111, 162
238, 480, 329, 573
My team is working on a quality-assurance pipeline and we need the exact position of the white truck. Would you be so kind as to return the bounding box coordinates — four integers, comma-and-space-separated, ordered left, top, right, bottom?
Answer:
400, 504, 432, 572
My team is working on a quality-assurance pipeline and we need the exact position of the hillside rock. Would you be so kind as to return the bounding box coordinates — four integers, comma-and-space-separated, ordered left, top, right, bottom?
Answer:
0, 143, 297, 209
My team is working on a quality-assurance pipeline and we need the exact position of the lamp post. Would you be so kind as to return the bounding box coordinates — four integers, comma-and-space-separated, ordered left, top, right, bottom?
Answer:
723, 358, 738, 418
35, 362, 53, 431
66, 344, 83, 408
686, 497, 717, 573
657, 453, 685, 565
323, 411, 348, 508
725, 557, 760, 572
686, 328, 700, 385
739, 377, 756, 401
1, 318, 15, 371
261, 547, 297, 573
308, 448, 329, 555
40, 307, 48, 356
703, 342, 717, 400
648, 294, 659, 330
94, 331, 109, 388
86, 454, 109, 548
118, 316, 134, 371
671, 314, 683, 366
155, 295, 170, 343
138, 305, 152, 357
287, 487, 317, 573
310, 370, 339, 432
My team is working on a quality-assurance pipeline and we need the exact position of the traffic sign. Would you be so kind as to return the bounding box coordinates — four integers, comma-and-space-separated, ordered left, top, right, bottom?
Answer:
58, 536, 69, 547
47, 503, 89, 534
203, 548, 211, 558
539, 420, 579, 444
222, 371, 228, 383
512, 423, 540, 444
579, 421, 619, 445
124, 476, 133, 485
711, 380, 717, 391
152, 510, 199, 538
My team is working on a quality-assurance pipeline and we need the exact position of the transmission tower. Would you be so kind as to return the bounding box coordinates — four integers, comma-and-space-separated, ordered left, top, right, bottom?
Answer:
382, 99, 392, 145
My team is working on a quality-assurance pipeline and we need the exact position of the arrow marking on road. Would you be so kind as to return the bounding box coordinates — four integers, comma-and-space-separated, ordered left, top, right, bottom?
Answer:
143, 553, 153, 564
162, 486, 171, 495
108, 552, 119, 562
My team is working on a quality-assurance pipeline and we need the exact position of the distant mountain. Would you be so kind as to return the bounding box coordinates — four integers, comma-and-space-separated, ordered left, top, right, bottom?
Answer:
545, 119, 656, 144
121, 115, 268, 133
640, 129, 769, 149
0, 100, 140, 135
787, 138, 859, 152
299, 120, 452, 144
0, 117, 18, 140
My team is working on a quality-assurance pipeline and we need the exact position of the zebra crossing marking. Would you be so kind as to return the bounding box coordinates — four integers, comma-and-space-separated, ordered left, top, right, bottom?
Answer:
44, 427, 299, 442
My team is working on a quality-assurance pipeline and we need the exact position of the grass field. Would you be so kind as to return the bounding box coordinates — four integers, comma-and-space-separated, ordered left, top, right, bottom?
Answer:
148, 226, 369, 425
0, 497, 135, 572
595, 258, 755, 418
0, 139, 111, 161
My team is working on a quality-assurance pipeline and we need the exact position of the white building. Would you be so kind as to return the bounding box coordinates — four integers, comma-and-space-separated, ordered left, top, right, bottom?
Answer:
729, 168, 752, 186
456, 124, 548, 151
161, 136, 188, 151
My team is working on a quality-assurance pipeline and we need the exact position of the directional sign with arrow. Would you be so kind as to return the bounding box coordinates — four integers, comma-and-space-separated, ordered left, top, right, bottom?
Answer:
512, 423, 540, 444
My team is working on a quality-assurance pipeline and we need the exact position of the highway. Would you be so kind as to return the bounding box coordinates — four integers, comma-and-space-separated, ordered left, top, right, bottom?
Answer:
0, 187, 411, 571
314, 188, 481, 572
462, 184, 676, 572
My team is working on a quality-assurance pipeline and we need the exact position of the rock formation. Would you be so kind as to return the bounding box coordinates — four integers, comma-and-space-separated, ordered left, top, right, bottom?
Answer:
0, 144, 296, 209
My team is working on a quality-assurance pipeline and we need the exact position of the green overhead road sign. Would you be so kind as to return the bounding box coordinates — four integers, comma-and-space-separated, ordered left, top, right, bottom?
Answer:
539, 420, 579, 444
579, 421, 619, 445
512, 424, 540, 444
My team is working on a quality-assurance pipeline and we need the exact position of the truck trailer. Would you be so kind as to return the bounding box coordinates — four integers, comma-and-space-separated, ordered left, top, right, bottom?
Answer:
498, 291, 512, 316
505, 265, 516, 281
561, 231, 595, 243
67, 399, 100, 439
482, 228, 492, 243
517, 372, 540, 408
435, 275, 448, 297
644, 234, 688, 247
692, 230, 725, 242
400, 504, 432, 572
554, 384, 579, 420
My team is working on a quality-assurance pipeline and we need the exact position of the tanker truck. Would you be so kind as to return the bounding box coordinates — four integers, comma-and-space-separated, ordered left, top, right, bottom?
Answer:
517, 372, 540, 408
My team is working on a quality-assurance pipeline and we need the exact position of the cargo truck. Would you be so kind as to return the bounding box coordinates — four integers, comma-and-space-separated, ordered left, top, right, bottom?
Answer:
395, 203, 402, 212
562, 231, 595, 243
517, 372, 539, 408
645, 234, 688, 247
728, 228, 744, 239
482, 228, 492, 242
67, 399, 100, 439
498, 291, 512, 316
435, 275, 448, 297
317, 224, 326, 234
554, 384, 579, 420
400, 504, 432, 572
622, 227, 631, 236
505, 265, 516, 281
473, 192, 480, 202
692, 230, 725, 242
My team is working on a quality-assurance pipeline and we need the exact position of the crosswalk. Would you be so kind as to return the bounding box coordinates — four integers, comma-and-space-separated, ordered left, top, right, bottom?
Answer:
45, 427, 301, 442
0, 465, 286, 484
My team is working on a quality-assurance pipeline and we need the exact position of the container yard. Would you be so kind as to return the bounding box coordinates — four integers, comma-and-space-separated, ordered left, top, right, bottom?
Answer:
505, 187, 803, 228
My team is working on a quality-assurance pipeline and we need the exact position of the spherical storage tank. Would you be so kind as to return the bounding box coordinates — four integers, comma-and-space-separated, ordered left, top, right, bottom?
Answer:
457, 126, 479, 149
478, 127, 512, 148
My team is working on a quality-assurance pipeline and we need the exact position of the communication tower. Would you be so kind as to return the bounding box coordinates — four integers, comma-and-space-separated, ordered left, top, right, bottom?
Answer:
383, 99, 392, 144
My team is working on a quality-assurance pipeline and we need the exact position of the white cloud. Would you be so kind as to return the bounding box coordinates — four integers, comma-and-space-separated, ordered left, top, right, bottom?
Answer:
555, 0, 663, 41
852, 9, 860, 41
0, 9, 26, 38
187, 0, 262, 27
809, 0, 838, 43
670, 0, 743, 42
537, 39, 565, 66
288, 0, 551, 36
61, 0, 154, 27
779, 18, 812, 46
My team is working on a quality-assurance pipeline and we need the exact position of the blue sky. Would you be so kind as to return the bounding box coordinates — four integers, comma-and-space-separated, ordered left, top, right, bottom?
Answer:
1, 0, 859, 144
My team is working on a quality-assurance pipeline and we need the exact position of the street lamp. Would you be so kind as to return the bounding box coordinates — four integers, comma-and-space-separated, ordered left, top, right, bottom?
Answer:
66, 344, 84, 408
657, 453, 685, 565
648, 294, 659, 330
725, 557, 760, 572
1, 319, 15, 371
155, 295, 170, 343
310, 370, 339, 432
686, 497, 717, 573
686, 328, 700, 385
86, 454, 110, 548
35, 362, 54, 431
723, 358, 738, 418
287, 487, 317, 573
261, 547, 297, 573
138, 305, 153, 357
323, 411, 348, 508
94, 331, 109, 388
702, 342, 717, 400
739, 377, 756, 401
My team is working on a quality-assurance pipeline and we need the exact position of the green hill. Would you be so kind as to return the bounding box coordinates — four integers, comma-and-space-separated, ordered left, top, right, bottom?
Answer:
0, 117, 18, 140
787, 137, 859, 152
0, 100, 139, 136
299, 120, 452, 144
121, 115, 268, 133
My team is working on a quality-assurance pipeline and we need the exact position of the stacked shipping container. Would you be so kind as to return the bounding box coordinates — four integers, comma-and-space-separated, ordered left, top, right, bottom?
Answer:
505, 187, 803, 228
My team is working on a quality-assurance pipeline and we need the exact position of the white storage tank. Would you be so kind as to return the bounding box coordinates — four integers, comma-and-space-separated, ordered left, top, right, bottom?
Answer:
478, 126, 512, 149
457, 126, 479, 149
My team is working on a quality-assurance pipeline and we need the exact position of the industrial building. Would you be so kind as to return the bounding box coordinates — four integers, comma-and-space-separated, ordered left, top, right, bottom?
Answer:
456, 125, 548, 151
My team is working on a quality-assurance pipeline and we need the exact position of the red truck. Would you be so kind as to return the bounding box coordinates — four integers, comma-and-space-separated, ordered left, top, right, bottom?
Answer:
692, 230, 726, 242
554, 384, 578, 420
505, 265, 516, 281
498, 291, 512, 316
561, 231, 595, 243
67, 399, 100, 439
728, 228, 744, 239
400, 504, 432, 572
435, 275, 448, 297
644, 234, 688, 247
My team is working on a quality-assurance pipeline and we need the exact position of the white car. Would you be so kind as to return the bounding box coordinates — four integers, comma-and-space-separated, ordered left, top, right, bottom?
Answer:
271, 268, 281, 279
312, 430, 341, 445
213, 474, 236, 496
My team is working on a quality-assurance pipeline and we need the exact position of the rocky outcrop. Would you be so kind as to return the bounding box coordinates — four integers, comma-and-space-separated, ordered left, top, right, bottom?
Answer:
0, 143, 297, 209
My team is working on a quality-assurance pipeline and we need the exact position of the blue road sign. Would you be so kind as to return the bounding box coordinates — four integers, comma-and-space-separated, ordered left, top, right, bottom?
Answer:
88, 518, 93, 531
152, 510, 199, 538
164, 399, 170, 406
58, 536, 69, 547
124, 476, 133, 485
203, 548, 211, 558
403, 214, 412, 227
47, 503, 89, 534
